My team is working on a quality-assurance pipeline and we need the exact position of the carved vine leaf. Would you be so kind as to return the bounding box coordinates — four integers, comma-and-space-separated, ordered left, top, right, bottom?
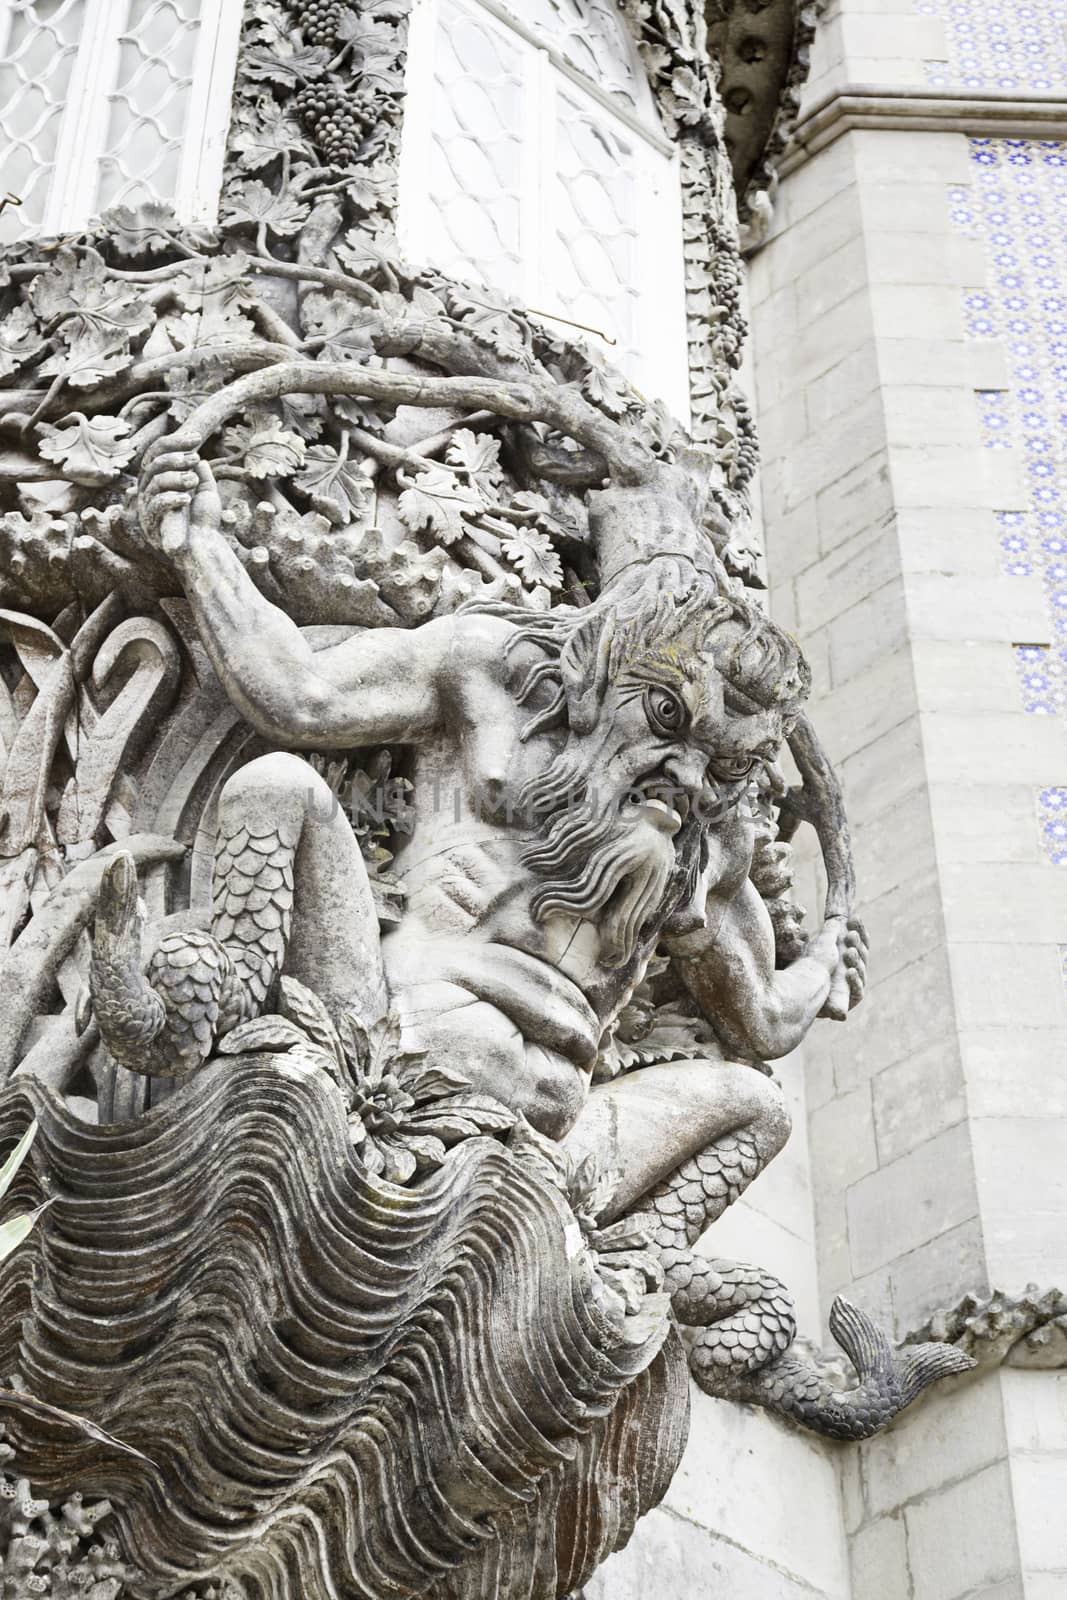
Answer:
444, 285, 529, 360
230, 96, 314, 170
244, 0, 291, 48
38, 326, 134, 389
0, 304, 46, 378
29, 248, 153, 340
347, 160, 399, 215
222, 410, 307, 477
174, 251, 257, 313
397, 466, 483, 545
302, 290, 378, 360
240, 40, 331, 88
334, 227, 398, 281
163, 357, 232, 421
293, 442, 374, 523
220, 178, 311, 237
100, 200, 215, 258
36, 414, 136, 485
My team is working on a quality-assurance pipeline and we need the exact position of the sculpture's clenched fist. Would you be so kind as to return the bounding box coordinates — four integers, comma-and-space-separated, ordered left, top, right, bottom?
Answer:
140, 444, 221, 558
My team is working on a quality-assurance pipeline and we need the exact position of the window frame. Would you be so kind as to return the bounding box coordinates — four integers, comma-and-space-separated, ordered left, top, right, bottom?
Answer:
0, 0, 245, 240
398, 0, 691, 421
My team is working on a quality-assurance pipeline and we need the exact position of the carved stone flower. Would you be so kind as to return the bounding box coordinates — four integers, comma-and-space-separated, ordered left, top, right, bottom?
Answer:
218, 979, 514, 1186
337, 1010, 515, 1184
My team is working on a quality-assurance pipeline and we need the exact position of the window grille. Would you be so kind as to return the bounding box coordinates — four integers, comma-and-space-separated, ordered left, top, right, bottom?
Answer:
398, 0, 690, 419
0, 0, 244, 242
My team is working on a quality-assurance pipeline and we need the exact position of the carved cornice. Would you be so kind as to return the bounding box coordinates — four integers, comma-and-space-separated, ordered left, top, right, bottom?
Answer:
780, 85, 1067, 177
708, 0, 820, 227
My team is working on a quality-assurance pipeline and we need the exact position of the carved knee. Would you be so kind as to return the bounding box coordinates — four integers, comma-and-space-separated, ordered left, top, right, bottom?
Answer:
221, 751, 326, 818
751, 1072, 791, 1165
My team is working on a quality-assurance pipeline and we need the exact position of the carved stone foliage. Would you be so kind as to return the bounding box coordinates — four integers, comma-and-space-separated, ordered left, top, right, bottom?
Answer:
0, 3, 973, 1596
618, 1, 758, 471
907, 1286, 1067, 1373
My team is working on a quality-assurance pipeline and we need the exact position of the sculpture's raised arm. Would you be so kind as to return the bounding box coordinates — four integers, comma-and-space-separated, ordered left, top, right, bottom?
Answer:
142, 445, 446, 748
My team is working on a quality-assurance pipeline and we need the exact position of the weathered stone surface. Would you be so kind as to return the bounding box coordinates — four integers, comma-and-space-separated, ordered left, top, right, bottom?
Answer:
0, 1, 977, 1592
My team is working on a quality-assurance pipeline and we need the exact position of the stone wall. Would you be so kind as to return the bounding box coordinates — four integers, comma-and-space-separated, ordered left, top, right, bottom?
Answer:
747, 1, 1067, 1596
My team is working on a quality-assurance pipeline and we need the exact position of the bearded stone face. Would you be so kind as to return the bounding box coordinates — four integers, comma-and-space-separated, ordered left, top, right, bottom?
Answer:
522, 640, 789, 967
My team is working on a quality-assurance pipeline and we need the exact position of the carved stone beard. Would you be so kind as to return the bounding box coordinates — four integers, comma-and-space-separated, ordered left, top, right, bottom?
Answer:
523, 785, 679, 969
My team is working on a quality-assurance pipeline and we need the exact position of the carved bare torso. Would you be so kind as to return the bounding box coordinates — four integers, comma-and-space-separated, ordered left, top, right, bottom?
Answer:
103, 446, 864, 1146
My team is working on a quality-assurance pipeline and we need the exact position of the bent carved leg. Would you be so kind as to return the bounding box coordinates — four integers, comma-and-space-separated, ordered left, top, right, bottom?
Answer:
564, 1057, 975, 1439
562, 1057, 791, 1224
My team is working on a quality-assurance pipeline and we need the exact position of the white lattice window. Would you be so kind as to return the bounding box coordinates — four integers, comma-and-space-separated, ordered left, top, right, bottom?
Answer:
398, 0, 690, 419
0, 0, 245, 243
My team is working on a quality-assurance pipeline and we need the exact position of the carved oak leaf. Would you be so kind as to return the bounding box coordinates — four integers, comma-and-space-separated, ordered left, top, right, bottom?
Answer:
29, 246, 153, 339
302, 290, 378, 361
397, 465, 482, 545
240, 41, 331, 87
219, 179, 310, 237
222, 410, 307, 478
36, 414, 136, 485
580, 361, 636, 420
500, 526, 564, 591
231, 98, 313, 171
0, 304, 46, 379
445, 428, 504, 492
294, 443, 374, 523
445, 284, 528, 360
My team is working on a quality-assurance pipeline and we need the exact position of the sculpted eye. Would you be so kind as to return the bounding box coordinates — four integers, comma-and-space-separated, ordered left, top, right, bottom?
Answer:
644, 685, 686, 738
709, 754, 759, 781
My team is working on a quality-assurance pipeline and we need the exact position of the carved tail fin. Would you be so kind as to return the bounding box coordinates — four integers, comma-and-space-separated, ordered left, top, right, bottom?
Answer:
91, 853, 231, 1079
695, 1290, 976, 1441
830, 1295, 975, 1405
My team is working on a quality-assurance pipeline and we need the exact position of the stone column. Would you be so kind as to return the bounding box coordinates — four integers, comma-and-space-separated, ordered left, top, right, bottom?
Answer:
749, 1, 1067, 1596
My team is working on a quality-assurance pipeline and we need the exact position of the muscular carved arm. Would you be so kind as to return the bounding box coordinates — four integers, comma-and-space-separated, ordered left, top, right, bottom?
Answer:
143, 447, 450, 747
666, 806, 867, 1062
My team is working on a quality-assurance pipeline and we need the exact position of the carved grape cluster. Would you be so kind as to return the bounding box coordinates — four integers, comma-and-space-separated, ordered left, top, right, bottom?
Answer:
293, 82, 376, 167
298, 0, 347, 46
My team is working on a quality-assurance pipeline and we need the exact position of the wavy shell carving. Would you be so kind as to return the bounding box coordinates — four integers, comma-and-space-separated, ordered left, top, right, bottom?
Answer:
0, 1057, 685, 1599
